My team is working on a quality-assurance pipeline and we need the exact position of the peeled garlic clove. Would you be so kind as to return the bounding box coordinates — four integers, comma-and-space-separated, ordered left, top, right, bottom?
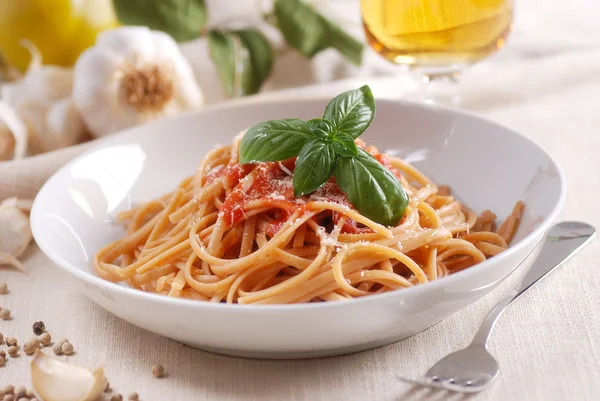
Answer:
31, 350, 108, 401
0, 251, 25, 272
0, 100, 28, 159
0, 205, 32, 258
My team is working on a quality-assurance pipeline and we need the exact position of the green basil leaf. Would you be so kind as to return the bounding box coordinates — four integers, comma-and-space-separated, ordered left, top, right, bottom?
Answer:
239, 119, 314, 164
208, 29, 274, 97
332, 132, 359, 157
274, 0, 326, 57
321, 19, 363, 66
293, 139, 338, 196
335, 149, 408, 226
273, 0, 363, 65
306, 118, 334, 139
113, 0, 206, 42
323, 85, 375, 139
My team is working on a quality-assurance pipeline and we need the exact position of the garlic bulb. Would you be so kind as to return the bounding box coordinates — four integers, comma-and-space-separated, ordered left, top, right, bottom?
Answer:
72, 27, 204, 138
0, 40, 87, 156
31, 350, 108, 401
0, 199, 33, 272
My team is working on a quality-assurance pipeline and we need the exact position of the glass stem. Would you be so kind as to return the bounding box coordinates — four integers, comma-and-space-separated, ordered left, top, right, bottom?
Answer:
419, 70, 462, 106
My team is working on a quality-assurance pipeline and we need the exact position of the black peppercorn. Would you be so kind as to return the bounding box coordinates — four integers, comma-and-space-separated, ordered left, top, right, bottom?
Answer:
33, 321, 45, 335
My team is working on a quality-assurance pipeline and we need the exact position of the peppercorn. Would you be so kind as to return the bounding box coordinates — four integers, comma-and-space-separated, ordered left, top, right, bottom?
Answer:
152, 364, 165, 378
0, 282, 7, 294
32, 322, 45, 336
128, 393, 139, 401
0, 354, 5, 366
7, 346, 18, 357
57, 338, 68, 345
0, 308, 10, 320
38, 332, 51, 346
23, 340, 37, 355
13, 387, 26, 399
1, 386, 13, 394
110, 395, 123, 401
0, 332, 4, 344
25, 391, 34, 399
6, 337, 16, 347
61, 342, 74, 355
4, 394, 15, 401
51, 343, 62, 355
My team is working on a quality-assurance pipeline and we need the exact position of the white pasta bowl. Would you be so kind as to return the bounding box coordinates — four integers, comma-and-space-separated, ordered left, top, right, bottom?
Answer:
31, 97, 565, 359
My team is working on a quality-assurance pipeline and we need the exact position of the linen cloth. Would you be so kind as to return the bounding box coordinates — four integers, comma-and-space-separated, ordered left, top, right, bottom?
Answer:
2, 1, 600, 400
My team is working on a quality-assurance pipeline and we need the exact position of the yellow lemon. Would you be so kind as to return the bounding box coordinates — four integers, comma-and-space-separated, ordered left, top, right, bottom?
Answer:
0, 0, 117, 71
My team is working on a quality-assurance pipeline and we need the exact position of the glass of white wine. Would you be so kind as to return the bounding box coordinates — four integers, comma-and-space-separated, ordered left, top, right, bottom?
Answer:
361, 0, 513, 104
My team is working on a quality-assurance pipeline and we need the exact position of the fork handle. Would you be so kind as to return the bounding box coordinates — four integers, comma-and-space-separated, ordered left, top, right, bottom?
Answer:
470, 221, 595, 348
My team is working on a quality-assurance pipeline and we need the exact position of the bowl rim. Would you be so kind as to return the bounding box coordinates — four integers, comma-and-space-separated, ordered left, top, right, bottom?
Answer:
31, 95, 566, 312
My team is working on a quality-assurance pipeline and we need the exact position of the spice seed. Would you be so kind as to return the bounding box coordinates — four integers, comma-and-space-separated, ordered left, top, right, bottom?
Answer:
0, 282, 7, 294
32, 322, 45, 336
23, 341, 37, 355
1, 385, 13, 394
51, 343, 62, 355
152, 363, 165, 378
128, 393, 139, 401
0, 332, 3, 344
38, 333, 51, 346
0, 355, 5, 366
26, 390, 34, 398
6, 337, 17, 347
57, 338, 68, 346
7, 346, 18, 357
110, 395, 123, 401
4, 395, 15, 401
0, 309, 10, 320
14, 387, 26, 399
61, 342, 74, 355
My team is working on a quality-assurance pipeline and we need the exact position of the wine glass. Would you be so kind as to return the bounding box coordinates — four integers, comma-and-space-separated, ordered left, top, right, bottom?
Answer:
360, 0, 513, 104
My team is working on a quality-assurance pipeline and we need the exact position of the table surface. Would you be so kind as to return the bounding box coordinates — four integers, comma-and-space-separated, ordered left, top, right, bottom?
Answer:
2, 1, 600, 400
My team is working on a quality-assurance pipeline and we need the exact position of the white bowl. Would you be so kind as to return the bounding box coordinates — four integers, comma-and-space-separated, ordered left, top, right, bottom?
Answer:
31, 97, 565, 359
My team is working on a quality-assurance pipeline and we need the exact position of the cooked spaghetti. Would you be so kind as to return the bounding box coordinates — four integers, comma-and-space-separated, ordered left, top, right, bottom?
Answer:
94, 134, 523, 304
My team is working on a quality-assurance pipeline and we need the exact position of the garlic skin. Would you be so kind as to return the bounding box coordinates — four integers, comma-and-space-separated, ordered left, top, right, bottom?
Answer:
31, 350, 108, 401
0, 40, 87, 156
73, 27, 204, 138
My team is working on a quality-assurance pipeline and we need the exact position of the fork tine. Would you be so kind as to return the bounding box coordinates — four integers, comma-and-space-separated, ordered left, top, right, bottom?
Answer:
396, 374, 489, 394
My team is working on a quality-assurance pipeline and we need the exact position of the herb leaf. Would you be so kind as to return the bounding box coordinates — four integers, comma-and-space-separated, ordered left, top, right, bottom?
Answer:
293, 139, 338, 196
331, 132, 359, 157
323, 85, 375, 139
335, 149, 408, 226
113, 0, 207, 42
273, 0, 363, 65
239, 119, 314, 164
306, 118, 334, 139
208, 29, 273, 97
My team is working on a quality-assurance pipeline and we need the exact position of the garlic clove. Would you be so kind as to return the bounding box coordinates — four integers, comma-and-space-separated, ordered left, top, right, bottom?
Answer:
43, 98, 87, 151
31, 350, 108, 401
1, 197, 33, 213
0, 120, 16, 161
0, 100, 28, 158
0, 205, 33, 258
0, 251, 26, 272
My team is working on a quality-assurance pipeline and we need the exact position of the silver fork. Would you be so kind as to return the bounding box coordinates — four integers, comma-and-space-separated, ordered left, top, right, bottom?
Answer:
397, 221, 595, 393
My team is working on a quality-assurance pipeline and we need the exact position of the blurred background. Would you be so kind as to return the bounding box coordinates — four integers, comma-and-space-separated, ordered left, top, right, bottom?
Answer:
0, 0, 598, 160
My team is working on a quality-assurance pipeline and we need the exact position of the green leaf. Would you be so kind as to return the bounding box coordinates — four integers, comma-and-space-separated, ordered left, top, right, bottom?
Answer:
113, 0, 206, 42
306, 118, 334, 139
273, 0, 363, 65
332, 132, 359, 157
293, 139, 338, 196
323, 85, 375, 139
334, 149, 409, 226
239, 119, 315, 164
208, 29, 274, 97
321, 19, 363, 66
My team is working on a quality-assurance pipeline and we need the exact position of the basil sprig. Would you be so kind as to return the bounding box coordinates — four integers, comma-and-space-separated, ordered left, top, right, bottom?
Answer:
238, 85, 409, 226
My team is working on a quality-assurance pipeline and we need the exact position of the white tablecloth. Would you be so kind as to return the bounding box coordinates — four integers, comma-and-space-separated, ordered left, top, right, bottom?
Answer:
2, 1, 600, 400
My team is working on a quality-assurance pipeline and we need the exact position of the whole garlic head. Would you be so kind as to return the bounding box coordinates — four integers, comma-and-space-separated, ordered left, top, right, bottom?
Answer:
73, 27, 204, 138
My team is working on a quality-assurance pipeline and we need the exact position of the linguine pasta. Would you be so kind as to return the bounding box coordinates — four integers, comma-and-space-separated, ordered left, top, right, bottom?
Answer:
95, 134, 523, 304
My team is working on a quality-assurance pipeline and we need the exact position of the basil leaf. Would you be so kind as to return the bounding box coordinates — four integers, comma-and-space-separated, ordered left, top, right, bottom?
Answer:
273, 0, 363, 65
293, 139, 338, 196
323, 85, 375, 139
113, 0, 206, 42
306, 118, 334, 139
239, 119, 314, 164
208, 29, 274, 97
274, 0, 326, 57
332, 132, 359, 157
322, 19, 363, 66
335, 149, 408, 226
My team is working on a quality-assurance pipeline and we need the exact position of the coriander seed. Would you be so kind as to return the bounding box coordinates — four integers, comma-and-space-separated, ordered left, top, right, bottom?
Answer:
6, 337, 17, 346
0, 308, 10, 320
110, 395, 123, 401
7, 346, 18, 357
32, 322, 45, 336
152, 363, 165, 378
51, 343, 62, 355
0, 282, 7, 294
23, 340, 37, 355
128, 392, 139, 401
38, 332, 51, 346
61, 341, 74, 355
